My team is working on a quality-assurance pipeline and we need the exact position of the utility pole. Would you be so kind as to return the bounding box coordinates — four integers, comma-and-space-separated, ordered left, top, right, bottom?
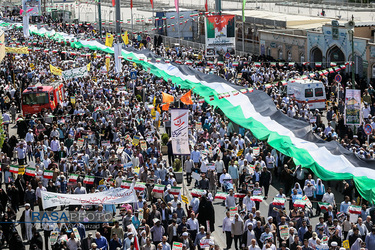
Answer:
215, 0, 222, 14
115, 0, 121, 34
98, 0, 102, 39
351, 15, 355, 89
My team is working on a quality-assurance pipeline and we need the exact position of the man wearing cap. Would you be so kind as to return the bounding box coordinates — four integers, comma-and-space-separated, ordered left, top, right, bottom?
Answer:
123, 231, 134, 250
20, 203, 33, 242
242, 222, 256, 248
179, 232, 193, 249
194, 226, 206, 249
151, 219, 165, 246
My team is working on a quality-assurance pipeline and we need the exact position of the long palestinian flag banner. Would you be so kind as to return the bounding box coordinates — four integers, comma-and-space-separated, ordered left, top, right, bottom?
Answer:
9, 23, 375, 204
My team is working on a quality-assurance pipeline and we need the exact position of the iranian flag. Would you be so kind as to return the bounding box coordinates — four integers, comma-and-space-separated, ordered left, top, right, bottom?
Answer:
329, 68, 334, 73
254, 62, 261, 67
185, 60, 193, 65
340, 65, 346, 69
152, 184, 165, 193
349, 205, 362, 214
209, 95, 215, 101
165, 59, 171, 63
318, 71, 323, 76
315, 62, 322, 67
251, 196, 264, 202
240, 89, 248, 94
303, 62, 309, 66
69, 174, 79, 183
121, 180, 132, 189
288, 62, 295, 67
25, 167, 36, 177
309, 73, 315, 77
147, 58, 152, 62
127, 56, 133, 60
318, 202, 330, 212
293, 200, 306, 208
191, 189, 206, 198
83, 175, 95, 185
248, 88, 254, 93
224, 92, 230, 98
218, 94, 225, 100
207, 61, 214, 65
265, 84, 272, 89
156, 58, 162, 62
198, 98, 205, 103
170, 15, 175, 19
330, 62, 337, 67
232, 62, 239, 67
272, 198, 286, 206
232, 91, 239, 96
135, 182, 146, 191
323, 70, 329, 75
334, 67, 341, 72
234, 193, 246, 198
43, 170, 54, 179
217, 61, 224, 66
215, 192, 227, 200
169, 186, 182, 196
302, 75, 308, 80
270, 62, 276, 67
10, 165, 18, 173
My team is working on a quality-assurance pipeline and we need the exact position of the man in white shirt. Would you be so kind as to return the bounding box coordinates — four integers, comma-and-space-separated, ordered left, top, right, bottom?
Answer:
243, 192, 255, 212
187, 212, 199, 242
322, 187, 336, 207
36, 182, 47, 211
222, 211, 233, 250
25, 129, 35, 144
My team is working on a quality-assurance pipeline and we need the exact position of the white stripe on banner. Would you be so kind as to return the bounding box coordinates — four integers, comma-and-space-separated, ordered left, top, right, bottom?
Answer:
170, 109, 190, 155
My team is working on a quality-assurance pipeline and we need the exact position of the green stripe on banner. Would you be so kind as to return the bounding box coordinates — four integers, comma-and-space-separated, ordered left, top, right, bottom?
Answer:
9, 24, 375, 204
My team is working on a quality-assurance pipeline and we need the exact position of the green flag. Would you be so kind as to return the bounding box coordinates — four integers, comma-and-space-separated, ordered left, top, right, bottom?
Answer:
242, 0, 246, 22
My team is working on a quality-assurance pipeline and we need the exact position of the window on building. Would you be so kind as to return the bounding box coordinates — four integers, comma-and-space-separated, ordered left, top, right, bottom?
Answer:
278, 49, 283, 60
287, 51, 292, 61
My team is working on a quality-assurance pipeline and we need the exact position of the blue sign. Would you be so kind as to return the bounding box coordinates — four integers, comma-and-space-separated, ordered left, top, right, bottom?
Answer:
130, 71, 137, 79
364, 124, 372, 136
335, 74, 342, 83
146, 36, 151, 42
225, 52, 231, 59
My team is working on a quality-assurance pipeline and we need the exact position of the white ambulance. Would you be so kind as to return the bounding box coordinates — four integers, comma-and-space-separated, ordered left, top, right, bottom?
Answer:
287, 79, 326, 110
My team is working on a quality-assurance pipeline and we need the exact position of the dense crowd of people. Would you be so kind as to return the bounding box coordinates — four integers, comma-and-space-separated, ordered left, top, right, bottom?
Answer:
0, 7, 374, 250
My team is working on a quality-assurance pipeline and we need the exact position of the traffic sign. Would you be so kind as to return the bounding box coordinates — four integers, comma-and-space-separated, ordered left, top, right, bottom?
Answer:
130, 71, 137, 79
225, 52, 231, 59
364, 124, 372, 136
335, 74, 342, 83
146, 36, 151, 42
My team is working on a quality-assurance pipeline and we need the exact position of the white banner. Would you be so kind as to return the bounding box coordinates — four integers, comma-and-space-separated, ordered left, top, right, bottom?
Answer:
23, 14, 29, 39
171, 109, 190, 155
114, 43, 122, 73
62, 65, 89, 79
41, 187, 137, 209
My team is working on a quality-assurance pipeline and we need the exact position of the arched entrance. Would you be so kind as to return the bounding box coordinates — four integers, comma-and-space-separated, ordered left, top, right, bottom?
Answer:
327, 45, 345, 65
310, 47, 323, 64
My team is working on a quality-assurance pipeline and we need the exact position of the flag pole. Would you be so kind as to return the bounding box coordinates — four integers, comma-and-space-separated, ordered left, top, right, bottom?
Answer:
131, 4, 134, 38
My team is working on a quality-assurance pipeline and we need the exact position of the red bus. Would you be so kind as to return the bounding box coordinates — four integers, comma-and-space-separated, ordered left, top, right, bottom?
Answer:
22, 82, 64, 115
